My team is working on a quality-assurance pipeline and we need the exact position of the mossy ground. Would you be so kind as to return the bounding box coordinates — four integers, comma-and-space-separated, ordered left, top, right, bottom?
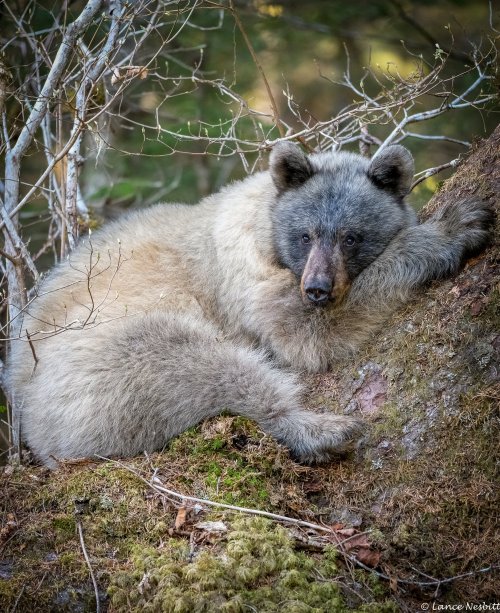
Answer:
108, 517, 396, 613
0, 420, 396, 612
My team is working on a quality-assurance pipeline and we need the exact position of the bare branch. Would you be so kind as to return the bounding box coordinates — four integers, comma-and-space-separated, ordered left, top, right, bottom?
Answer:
9, 0, 104, 165
76, 513, 101, 613
411, 158, 460, 189
229, 0, 285, 138
65, 0, 124, 248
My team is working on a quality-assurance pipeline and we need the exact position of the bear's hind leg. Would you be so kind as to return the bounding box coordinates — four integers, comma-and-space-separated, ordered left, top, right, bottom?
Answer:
108, 312, 363, 463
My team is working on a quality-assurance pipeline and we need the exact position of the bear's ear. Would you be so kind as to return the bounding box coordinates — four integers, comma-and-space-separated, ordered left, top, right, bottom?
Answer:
270, 142, 314, 194
368, 145, 414, 199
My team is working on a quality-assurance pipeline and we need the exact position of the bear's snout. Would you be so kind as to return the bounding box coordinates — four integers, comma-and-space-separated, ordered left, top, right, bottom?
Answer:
303, 276, 332, 305
300, 241, 351, 307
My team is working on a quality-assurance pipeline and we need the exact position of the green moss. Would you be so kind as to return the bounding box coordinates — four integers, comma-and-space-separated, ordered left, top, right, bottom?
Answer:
370, 402, 407, 439
109, 517, 387, 612
482, 287, 500, 322
363, 571, 391, 601
58, 551, 80, 568
52, 516, 76, 534
162, 418, 275, 506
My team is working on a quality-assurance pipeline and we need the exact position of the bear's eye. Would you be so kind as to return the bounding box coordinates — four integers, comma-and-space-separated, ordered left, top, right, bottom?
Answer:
301, 233, 311, 244
344, 234, 357, 247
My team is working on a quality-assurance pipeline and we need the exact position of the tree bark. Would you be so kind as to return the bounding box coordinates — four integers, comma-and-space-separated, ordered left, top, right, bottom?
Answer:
308, 124, 499, 601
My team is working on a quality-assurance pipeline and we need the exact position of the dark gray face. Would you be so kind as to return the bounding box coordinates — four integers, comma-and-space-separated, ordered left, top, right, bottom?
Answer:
269, 143, 416, 306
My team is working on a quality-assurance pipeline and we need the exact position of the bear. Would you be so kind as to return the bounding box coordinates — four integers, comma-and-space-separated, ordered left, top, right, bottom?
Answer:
6, 142, 492, 467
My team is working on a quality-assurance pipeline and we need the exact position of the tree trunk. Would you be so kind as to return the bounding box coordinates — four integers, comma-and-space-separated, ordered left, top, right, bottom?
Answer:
307, 124, 499, 602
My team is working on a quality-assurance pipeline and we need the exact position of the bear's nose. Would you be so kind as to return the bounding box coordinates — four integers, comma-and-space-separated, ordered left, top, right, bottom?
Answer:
304, 279, 331, 305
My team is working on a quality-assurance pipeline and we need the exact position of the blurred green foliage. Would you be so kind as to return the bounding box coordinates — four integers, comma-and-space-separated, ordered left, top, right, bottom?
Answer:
86, 0, 497, 210
2, 0, 498, 222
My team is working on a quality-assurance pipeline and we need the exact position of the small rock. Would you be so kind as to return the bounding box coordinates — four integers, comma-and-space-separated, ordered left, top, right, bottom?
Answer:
377, 440, 393, 454
328, 508, 363, 528
0, 560, 13, 580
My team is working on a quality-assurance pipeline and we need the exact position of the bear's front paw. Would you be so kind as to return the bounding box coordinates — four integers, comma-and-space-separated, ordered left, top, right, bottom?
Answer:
285, 414, 365, 465
435, 198, 494, 256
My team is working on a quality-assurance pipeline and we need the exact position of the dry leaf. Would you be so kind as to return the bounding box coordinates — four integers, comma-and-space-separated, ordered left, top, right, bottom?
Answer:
174, 506, 187, 529
0, 514, 18, 544
194, 521, 228, 533
389, 575, 399, 593
111, 66, 148, 85
355, 546, 381, 568
335, 529, 381, 568
470, 298, 487, 316
331, 522, 345, 531
336, 527, 356, 537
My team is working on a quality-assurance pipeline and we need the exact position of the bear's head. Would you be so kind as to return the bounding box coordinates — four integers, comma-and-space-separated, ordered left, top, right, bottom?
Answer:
269, 142, 416, 307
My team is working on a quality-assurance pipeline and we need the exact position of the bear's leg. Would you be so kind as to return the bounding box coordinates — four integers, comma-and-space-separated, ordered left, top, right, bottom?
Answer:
104, 312, 363, 464
348, 197, 493, 307
19, 311, 358, 465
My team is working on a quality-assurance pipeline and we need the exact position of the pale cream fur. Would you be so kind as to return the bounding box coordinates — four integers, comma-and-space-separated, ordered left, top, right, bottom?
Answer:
8, 147, 492, 466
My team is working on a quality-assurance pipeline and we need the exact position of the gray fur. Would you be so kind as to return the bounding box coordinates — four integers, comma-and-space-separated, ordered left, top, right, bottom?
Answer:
368, 145, 414, 198
7, 144, 493, 467
270, 141, 313, 193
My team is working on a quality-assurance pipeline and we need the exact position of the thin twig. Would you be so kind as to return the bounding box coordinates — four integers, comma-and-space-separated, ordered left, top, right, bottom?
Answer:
411, 158, 460, 189
76, 518, 101, 613
8, 0, 104, 164
101, 456, 334, 532
229, 0, 285, 138
0, 248, 20, 265
25, 331, 39, 368
65, 0, 123, 248
9, 584, 25, 613
388, 0, 471, 63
